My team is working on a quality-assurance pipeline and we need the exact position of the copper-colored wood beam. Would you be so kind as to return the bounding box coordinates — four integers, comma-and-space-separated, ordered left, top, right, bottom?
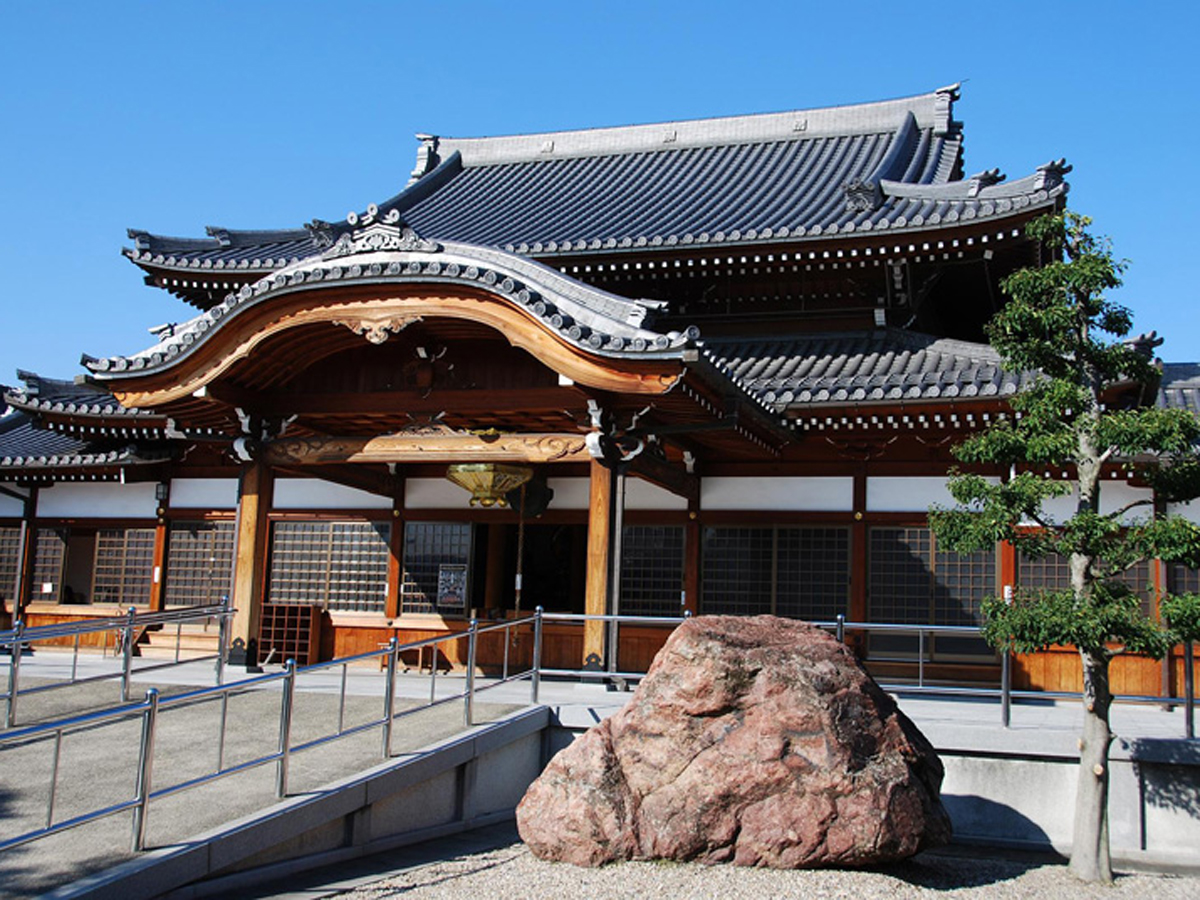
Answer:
264, 431, 590, 466
252, 387, 583, 418
229, 461, 272, 668
584, 459, 613, 669
628, 452, 698, 504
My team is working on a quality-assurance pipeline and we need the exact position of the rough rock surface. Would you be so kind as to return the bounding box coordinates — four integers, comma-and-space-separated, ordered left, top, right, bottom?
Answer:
517, 615, 951, 868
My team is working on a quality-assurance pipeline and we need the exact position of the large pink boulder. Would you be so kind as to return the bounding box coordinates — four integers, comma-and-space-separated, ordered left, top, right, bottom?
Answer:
517, 615, 951, 867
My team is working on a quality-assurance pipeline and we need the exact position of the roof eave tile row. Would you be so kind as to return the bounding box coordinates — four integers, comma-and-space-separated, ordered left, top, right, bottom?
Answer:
87, 230, 702, 379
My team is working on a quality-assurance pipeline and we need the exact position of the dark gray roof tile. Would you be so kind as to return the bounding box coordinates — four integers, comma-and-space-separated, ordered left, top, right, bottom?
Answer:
702, 328, 1033, 411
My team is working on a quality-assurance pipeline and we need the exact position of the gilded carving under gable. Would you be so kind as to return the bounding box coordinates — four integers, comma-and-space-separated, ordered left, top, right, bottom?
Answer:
332, 313, 423, 344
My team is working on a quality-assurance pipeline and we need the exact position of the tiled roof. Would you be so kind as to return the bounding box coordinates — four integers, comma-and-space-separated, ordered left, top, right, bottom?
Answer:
0, 412, 170, 471
3, 371, 156, 419
702, 328, 1033, 411
0, 413, 89, 460
1158, 363, 1200, 416
123, 86, 1068, 285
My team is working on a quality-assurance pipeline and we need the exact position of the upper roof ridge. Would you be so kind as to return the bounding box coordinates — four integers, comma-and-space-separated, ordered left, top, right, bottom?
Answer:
431, 86, 961, 169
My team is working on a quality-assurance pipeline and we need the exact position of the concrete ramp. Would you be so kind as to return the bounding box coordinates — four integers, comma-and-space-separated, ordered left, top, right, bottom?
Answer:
44, 706, 549, 900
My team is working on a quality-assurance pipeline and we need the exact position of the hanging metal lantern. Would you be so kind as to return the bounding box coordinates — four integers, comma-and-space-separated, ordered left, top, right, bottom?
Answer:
445, 463, 534, 508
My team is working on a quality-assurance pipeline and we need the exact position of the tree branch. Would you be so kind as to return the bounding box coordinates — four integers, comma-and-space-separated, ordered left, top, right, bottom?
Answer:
1102, 498, 1153, 521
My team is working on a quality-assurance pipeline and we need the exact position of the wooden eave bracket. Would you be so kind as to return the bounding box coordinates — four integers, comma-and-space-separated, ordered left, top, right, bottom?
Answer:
627, 450, 698, 504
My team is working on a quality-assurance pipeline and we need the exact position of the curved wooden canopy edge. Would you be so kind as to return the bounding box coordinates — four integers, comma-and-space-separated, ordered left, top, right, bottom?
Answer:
106, 283, 683, 409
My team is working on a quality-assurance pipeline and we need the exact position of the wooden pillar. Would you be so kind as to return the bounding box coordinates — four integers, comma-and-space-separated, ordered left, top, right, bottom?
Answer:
229, 460, 273, 669
149, 482, 169, 611
385, 477, 405, 621
12, 487, 37, 620
849, 467, 868, 629
683, 501, 701, 616
584, 458, 614, 669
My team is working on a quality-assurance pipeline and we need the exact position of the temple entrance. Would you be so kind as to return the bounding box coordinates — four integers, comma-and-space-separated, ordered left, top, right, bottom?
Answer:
517, 524, 587, 615
481, 522, 586, 617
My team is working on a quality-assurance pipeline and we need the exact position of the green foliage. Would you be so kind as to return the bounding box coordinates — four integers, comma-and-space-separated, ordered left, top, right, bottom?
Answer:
982, 587, 1171, 658
1161, 593, 1200, 643
930, 211, 1200, 661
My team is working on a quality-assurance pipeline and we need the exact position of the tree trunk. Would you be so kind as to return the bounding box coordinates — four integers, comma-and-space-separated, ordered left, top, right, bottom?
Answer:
1069, 649, 1113, 883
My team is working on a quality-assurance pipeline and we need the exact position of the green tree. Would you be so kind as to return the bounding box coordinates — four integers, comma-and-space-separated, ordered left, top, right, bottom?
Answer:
929, 212, 1200, 883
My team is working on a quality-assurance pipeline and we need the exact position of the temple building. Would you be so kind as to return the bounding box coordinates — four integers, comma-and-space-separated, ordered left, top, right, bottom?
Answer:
1, 85, 1194, 694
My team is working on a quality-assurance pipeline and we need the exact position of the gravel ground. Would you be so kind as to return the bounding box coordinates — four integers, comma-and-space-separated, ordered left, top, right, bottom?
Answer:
339, 842, 1200, 900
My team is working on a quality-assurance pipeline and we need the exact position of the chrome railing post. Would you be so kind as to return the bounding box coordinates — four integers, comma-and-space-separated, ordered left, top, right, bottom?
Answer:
1186, 640, 1195, 741
502, 622, 510, 681
131, 688, 159, 852
276, 660, 296, 798
5, 619, 23, 727
121, 606, 137, 702
337, 663, 348, 735
465, 619, 478, 728
836, 614, 845, 644
382, 638, 398, 758
215, 595, 231, 686
429, 639, 439, 705
1001, 650, 1012, 728
917, 628, 926, 688
71, 632, 80, 683
46, 729, 64, 829
531, 606, 543, 704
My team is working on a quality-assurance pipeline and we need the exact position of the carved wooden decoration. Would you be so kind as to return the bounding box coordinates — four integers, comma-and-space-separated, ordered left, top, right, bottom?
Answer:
331, 313, 423, 344
265, 429, 589, 465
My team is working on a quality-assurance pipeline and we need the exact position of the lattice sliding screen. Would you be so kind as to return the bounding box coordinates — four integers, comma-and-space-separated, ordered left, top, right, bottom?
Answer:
268, 520, 390, 614
1019, 551, 1154, 615
92, 528, 156, 606
776, 527, 851, 621
868, 526, 995, 627
701, 526, 850, 620
0, 526, 21, 607
165, 520, 235, 607
400, 522, 472, 616
701, 527, 774, 616
31, 528, 67, 603
620, 525, 685, 617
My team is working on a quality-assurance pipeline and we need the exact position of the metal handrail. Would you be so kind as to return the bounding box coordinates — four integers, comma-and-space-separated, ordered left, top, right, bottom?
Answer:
1, 604, 1193, 857
0, 611, 541, 853
2, 598, 235, 727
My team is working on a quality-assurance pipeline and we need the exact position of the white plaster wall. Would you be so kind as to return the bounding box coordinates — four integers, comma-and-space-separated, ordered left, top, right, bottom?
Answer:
701, 476, 853, 512
170, 478, 238, 510
273, 478, 391, 510
404, 478, 473, 510
868, 476, 956, 512
37, 482, 158, 519
624, 479, 688, 511
1168, 500, 1200, 525
546, 478, 589, 510
0, 489, 28, 517
1030, 481, 1154, 526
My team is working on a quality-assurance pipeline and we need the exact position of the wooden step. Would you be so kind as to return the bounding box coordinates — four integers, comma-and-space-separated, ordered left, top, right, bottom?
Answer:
137, 623, 221, 660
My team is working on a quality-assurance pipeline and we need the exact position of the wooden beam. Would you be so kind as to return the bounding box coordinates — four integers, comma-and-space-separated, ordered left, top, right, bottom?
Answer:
628, 451, 698, 504
254, 387, 581, 418
584, 459, 613, 669
265, 431, 590, 466
229, 460, 273, 669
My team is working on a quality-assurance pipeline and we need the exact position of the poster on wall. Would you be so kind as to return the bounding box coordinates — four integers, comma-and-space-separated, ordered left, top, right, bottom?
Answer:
437, 564, 468, 609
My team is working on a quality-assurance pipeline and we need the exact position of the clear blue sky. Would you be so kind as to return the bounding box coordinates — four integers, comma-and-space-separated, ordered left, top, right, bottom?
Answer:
1, 1, 1197, 382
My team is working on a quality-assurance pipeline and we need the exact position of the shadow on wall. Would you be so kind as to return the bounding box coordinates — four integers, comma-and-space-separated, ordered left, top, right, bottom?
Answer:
1128, 738, 1200, 817
941, 793, 1055, 849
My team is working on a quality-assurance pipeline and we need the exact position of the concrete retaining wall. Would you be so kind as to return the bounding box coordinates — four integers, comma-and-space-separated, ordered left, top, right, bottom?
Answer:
942, 738, 1200, 870
52, 707, 550, 900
